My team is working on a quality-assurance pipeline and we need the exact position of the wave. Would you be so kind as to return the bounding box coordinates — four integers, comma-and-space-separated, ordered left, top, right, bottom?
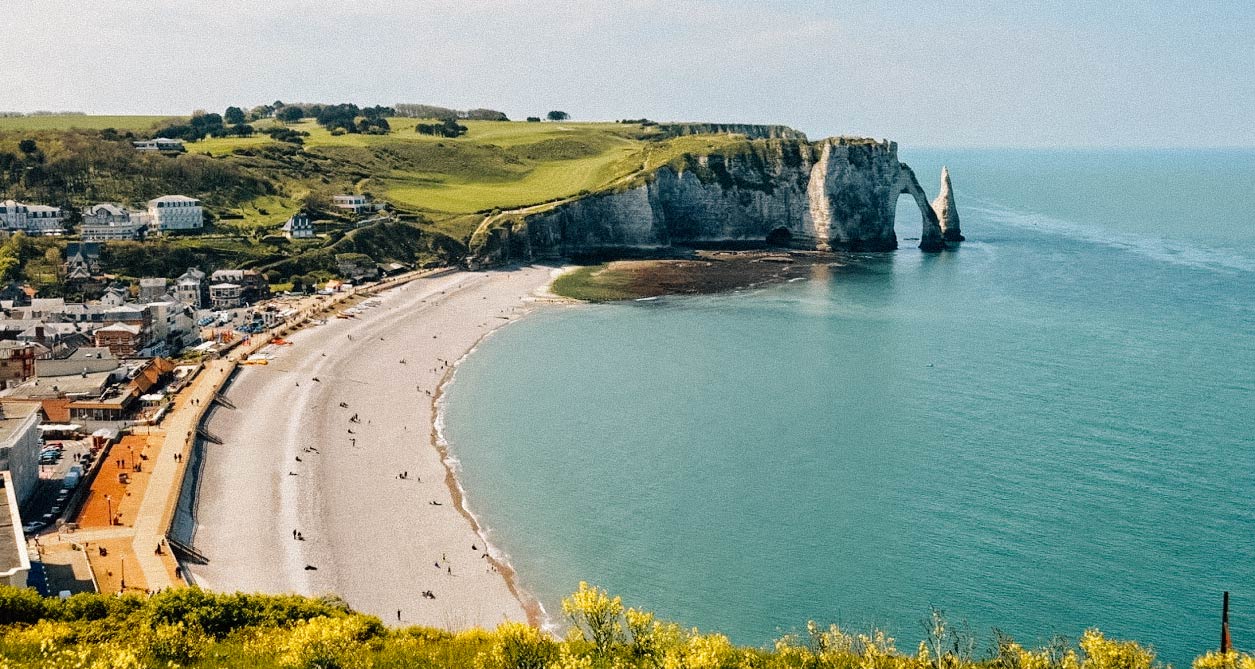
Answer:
964, 195, 1255, 274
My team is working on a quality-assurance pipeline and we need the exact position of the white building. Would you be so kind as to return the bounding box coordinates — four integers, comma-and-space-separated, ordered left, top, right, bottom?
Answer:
146, 301, 199, 350
0, 200, 65, 236
174, 268, 207, 308
0, 471, 32, 587
147, 195, 203, 232
0, 403, 41, 505
80, 203, 149, 241
332, 194, 372, 214
209, 283, 242, 309
132, 138, 184, 152
281, 213, 315, 239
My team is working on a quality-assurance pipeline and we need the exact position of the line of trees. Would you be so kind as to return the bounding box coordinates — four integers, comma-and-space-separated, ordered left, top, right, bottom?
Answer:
415, 118, 468, 138
393, 104, 509, 121
155, 110, 255, 142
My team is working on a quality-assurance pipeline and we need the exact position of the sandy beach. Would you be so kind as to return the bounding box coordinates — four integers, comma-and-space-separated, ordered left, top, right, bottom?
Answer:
184, 266, 561, 629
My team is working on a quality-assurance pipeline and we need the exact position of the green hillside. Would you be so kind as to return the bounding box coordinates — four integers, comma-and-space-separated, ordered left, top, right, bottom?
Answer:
0, 114, 761, 288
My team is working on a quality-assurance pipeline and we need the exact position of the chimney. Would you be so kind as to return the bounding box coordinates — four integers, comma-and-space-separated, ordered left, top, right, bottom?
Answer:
35, 325, 45, 344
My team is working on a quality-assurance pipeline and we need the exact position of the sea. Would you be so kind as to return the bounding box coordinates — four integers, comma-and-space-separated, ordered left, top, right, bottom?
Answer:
440, 148, 1255, 666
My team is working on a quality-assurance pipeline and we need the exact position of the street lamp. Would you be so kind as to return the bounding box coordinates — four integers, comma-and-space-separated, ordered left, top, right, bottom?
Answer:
105, 495, 112, 526
120, 556, 125, 591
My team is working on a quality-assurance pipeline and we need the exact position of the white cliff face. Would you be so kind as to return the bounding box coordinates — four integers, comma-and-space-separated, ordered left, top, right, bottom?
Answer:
931, 166, 964, 242
471, 137, 956, 263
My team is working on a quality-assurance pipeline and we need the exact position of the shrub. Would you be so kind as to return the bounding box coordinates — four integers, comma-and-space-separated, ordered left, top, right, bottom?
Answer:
478, 621, 557, 669
562, 582, 623, 656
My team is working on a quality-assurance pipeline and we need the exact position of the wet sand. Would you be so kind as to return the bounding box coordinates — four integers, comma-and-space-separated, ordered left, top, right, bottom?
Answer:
187, 266, 560, 629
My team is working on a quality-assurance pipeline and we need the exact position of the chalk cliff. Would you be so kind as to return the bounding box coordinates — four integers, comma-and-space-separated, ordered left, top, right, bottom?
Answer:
931, 166, 964, 242
470, 136, 956, 264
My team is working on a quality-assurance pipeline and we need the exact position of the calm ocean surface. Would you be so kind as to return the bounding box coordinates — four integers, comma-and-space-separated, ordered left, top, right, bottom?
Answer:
441, 149, 1255, 665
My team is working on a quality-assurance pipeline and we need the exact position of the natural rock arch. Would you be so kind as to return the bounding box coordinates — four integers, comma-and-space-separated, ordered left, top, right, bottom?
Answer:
894, 165, 946, 251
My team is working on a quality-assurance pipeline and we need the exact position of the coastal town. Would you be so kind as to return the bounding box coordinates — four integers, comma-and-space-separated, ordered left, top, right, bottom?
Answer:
0, 186, 418, 598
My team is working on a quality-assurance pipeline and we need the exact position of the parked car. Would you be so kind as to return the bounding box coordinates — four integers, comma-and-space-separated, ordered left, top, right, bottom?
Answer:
22, 521, 46, 535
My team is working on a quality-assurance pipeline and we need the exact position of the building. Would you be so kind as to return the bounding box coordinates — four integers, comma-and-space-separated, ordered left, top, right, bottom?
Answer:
132, 138, 184, 152
63, 242, 103, 281
281, 212, 315, 239
0, 404, 41, 505
80, 203, 148, 241
0, 471, 32, 587
147, 195, 203, 232
332, 194, 372, 214
209, 269, 269, 304
0, 341, 48, 389
93, 322, 143, 357
209, 283, 242, 309
35, 346, 119, 379
0, 200, 64, 235
174, 267, 207, 308
137, 278, 168, 303
67, 357, 174, 423
100, 286, 128, 308
145, 301, 198, 351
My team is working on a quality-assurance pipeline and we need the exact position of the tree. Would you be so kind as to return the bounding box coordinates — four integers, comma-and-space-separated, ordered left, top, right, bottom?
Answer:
465, 108, 509, 121
547, 110, 569, 121
18, 139, 37, 155
526, 117, 541, 123
276, 106, 305, 123
224, 106, 246, 125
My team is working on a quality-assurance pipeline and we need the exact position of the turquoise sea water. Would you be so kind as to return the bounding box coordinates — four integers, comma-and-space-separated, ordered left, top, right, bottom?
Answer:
442, 149, 1255, 665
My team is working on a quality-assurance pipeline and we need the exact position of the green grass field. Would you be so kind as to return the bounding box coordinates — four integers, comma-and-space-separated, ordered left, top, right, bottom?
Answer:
184, 119, 657, 221
0, 114, 178, 131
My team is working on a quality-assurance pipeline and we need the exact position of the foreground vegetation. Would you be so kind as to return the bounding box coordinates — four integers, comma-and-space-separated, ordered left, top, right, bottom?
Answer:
0, 583, 1246, 669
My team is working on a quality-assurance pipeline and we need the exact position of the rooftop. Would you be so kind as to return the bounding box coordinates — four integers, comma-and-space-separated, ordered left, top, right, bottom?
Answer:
96, 322, 141, 334
0, 472, 31, 582
1, 371, 114, 399
148, 195, 198, 204
0, 402, 39, 444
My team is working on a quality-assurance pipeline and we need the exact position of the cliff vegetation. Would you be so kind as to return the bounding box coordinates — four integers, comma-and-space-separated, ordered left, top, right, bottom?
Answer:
0, 583, 1241, 669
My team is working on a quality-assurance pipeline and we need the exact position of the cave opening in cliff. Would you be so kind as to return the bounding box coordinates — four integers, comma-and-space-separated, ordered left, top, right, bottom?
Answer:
766, 227, 792, 247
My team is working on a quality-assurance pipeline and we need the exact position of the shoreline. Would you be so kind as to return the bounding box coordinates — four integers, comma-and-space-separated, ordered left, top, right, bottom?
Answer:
428, 271, 575, 630
185, 266, 565, 630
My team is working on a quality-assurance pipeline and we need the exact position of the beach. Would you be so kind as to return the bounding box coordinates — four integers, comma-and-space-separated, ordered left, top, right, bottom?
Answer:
184, 266, 561, 629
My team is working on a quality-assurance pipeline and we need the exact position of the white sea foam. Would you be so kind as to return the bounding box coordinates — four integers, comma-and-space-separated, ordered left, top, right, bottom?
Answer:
966, 195, 1255, 274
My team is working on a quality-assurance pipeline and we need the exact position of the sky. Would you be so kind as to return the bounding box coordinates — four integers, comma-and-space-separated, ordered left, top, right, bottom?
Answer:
3, 0, 1252, 147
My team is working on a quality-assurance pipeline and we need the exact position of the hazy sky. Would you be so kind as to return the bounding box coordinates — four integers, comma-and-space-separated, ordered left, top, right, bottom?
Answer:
4, 1, 1252, 147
